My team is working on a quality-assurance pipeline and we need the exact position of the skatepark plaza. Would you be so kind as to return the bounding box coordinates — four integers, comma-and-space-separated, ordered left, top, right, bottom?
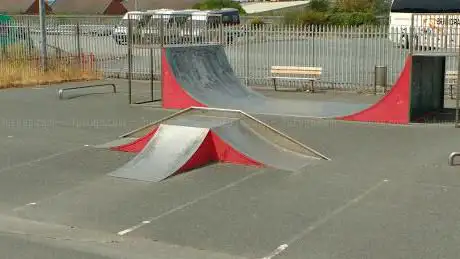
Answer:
1, 44, 460, 259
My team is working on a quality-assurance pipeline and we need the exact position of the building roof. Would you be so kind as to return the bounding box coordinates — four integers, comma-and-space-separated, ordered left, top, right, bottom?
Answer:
0, 0, 49, 14
391, 0, 460, 13
123, 0, 202, 11
52, 0, 124, 14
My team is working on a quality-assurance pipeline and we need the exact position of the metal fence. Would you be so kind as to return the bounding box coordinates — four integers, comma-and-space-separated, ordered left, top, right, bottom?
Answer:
1, 14, 460, 93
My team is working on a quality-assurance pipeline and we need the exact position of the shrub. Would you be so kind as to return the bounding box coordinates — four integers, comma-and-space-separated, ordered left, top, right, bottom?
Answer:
298, 10, 329, 25
308, 0, 330, 12
283, 11, 302, 25
335, 0, 373, 12
328, 12, 377, 26
192, 0, 247, 14
0, 44, 101, 88
250, 17, 266, 27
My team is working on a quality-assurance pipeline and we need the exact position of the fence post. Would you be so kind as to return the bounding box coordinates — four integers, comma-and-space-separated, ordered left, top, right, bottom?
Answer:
128, 16, 133, 104
76, 21, 81, 65
159, 14, 165, 100
312, 25, 316, 66
1, 22, 7, 58
219, 15, 224, 44
456, 42, 460, 128
245, 23, 249, 86
266, 23, 271, 85
409, 14, 414, 55
444, 15, 449, 49
39, 0, 48, 72
150, 47, 154, 102
27, 19, 32, 56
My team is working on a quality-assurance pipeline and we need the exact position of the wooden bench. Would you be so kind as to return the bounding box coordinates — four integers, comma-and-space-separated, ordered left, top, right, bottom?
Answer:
270, 66, 322, 92
446, 71, 458, 99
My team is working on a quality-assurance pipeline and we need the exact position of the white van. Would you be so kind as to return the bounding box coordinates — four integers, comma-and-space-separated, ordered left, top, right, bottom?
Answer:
389, 0, 460, 50
112, 11, 154, 45
143, 9, 199, 43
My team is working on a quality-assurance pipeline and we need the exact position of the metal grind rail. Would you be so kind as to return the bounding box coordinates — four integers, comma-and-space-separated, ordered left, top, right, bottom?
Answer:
57, 83, 117, 99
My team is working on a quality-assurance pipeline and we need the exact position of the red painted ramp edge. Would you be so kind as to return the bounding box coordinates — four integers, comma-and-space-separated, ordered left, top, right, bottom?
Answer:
337, 56, 412, 124
110, 127, 159, 153
161, 48, 206, 109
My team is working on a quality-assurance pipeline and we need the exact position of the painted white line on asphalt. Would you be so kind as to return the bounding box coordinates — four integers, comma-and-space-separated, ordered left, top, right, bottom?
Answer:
261, 244, 288, 259
261, 178, 389, 259
0, 146, 85, 174
12, 202, 38, 212
117, 170, 265, 236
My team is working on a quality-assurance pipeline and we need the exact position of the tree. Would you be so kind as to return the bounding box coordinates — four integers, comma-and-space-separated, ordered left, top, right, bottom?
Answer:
373, 0, 391, 15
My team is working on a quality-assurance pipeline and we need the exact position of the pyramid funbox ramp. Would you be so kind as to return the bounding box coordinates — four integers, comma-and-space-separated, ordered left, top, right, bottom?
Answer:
162, 44, 416, 124
105, 107, 330, 182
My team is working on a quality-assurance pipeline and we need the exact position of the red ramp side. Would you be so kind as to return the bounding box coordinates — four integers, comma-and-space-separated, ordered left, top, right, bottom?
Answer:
337, 56, 412, 124
161, 48, 206, 109
177, 134, 215, 173
110, 127, 159, 153
211, 132, 263, 167
166, 132, 263, 179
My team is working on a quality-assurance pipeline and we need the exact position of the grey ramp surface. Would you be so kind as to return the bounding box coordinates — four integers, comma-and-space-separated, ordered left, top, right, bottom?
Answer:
109, 124, 209, 182
165, 114, 239, 128
213, 120, 319, 171
167, 44, 370, 117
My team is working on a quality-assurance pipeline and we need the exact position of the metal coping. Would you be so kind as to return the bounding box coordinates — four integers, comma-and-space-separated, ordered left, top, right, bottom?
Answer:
118, 107, 331, 161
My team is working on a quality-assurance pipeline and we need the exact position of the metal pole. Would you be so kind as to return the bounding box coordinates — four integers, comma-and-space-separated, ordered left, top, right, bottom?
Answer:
456, 39, 460, 128
409, 13, 414, 55
245, 23, 249, 86
76, 22, 81, 65
26, 19, 32, 56
128, 16, 133, 104
150, 47, 154, 102
160, 14, 164, 100
39, 0, 47, 71
312, 25, 316, 65
444, 15, 449, 49
219, 14, 223, 44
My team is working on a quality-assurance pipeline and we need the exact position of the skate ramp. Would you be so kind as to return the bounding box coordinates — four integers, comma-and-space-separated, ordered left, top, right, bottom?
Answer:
109, 124, 209, 182
161, 44, 411, 124
107, 108, 329, 182
113, 107, 329, 160
212, 120, 318, 171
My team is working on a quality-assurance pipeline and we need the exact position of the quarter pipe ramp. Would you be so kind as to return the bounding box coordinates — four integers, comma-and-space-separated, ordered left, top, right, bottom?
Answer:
161, 44, 412, 124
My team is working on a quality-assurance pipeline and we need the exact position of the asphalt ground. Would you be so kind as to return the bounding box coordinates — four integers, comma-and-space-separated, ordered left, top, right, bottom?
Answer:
0, 79, 460, 258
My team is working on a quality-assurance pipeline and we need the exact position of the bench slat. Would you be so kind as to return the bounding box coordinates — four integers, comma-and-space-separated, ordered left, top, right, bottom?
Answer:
271, 66, 321, 71
271, 70, 322, 76
271, 76, 319, 80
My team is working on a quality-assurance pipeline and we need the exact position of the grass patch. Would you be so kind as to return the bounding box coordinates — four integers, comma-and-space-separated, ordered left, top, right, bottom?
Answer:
0, 44, 102, 89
